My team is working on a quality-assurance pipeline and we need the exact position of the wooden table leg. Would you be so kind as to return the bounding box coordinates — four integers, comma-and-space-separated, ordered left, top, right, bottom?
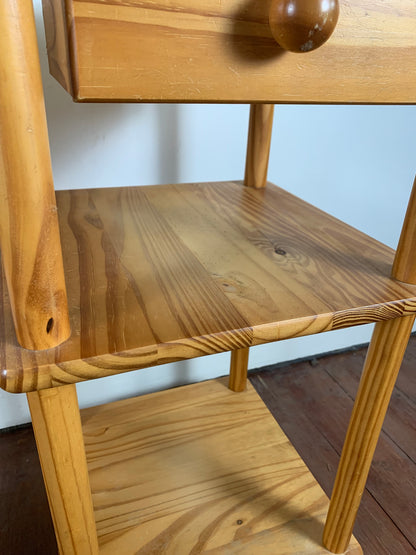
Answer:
322, 315, 415, 553
244, 103, 275, 189
27, 385, 99, 555
228, 104, 275, 393
0, 0, 70, 351
229, 347, 250, 392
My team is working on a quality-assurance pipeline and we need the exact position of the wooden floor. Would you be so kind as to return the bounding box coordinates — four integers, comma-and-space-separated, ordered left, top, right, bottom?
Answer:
1, 336, 415, 554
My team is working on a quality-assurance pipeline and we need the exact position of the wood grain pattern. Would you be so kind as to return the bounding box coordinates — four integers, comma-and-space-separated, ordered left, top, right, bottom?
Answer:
234, 103, 274, 392
392, 175, 416, 284
322, 315, 415, 554
27, 384, 99, 555
5, 340, 416, 554
81, 377, 361, 554
319, 349, 416, 545
244, 104, 274, 189
229, 347, 249, 392
42, 0, 76, 96
249, 341, 416, 554
323, 166, 416, 552
2, 181, 416, 393
0, 0, 70, 350
41, 0, 416, 103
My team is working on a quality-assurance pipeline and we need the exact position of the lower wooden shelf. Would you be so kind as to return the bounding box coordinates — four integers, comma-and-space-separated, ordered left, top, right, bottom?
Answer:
81, 377, 361, 554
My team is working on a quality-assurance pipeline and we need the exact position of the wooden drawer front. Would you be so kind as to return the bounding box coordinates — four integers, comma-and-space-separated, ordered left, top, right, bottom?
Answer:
42, 0, 416, 103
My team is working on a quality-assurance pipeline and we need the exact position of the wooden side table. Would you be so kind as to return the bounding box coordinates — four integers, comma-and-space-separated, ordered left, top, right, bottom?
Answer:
1, 1, 415, 552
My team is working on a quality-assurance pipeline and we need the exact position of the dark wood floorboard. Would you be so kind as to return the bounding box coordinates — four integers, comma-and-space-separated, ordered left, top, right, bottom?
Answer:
1, 336, 415, 554
0, 426, 57, 554
250, 337, 416, 555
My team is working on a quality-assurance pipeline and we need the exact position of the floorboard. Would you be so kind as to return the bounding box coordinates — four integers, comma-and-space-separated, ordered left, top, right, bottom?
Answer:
250, 341, 416, 555
1, 336, 416, 554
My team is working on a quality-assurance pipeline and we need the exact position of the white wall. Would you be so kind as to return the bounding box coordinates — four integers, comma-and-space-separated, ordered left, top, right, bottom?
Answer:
1, 0, 415, 428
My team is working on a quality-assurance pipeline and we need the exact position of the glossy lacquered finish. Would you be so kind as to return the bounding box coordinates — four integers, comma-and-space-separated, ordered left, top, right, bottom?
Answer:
1, 1, 415, 554
2, 181, 416, 394
269, 0, 339, 53
0, 0, 70, 350
244, 104, 274, 189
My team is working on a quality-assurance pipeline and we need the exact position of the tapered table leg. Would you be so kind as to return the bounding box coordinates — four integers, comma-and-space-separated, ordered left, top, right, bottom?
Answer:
27, 385, 99, 555
229, 347, 250, 392
228, 104, 275, 392
323, 315, 415, 553
244, 104, 274, 189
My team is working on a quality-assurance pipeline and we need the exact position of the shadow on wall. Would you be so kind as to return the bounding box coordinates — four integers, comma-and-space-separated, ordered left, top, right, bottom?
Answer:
34, 0, 181, 191
43, 88, 182, 190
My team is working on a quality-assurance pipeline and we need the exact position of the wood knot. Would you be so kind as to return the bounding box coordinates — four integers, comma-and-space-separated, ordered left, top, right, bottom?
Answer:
46, 318, 54, 334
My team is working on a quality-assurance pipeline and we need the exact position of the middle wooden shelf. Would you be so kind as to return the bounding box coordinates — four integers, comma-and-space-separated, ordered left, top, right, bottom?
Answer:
2, 180, 416, 393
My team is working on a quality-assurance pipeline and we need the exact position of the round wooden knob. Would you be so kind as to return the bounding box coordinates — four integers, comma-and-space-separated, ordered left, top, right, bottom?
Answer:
269, 0, 339, 53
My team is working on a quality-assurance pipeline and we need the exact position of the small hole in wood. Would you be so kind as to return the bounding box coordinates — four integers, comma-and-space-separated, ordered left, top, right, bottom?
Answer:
46, 318, 54, 334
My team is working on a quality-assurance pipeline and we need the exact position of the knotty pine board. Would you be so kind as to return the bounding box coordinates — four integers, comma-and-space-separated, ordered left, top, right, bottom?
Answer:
2, 181, 416, 393
81, 377, 362, 553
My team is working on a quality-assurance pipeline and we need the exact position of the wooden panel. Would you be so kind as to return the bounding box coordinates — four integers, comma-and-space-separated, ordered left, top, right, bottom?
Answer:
2, 181, 416, 393
42, 0, 416, 103
81, 377, 361, 553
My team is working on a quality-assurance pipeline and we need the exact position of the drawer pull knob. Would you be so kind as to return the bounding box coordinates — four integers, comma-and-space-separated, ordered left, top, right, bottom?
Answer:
269, 0, 339, 53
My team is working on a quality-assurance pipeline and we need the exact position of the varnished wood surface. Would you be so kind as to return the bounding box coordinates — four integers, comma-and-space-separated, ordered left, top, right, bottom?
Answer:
82, 377, 361, 554
393, 176, 416, 284
229, 347, 249, 392
3, 339, 416, 554
269, 0, 340, 53
0, 0, 70, 350
244, 104, 274, 189
2, 180, 416, 393
249, 338, 416, 555
323, 315, 415, 553
27, 385, 99, 554
42, 0, 416, 103
42, 0, 75, 96
321, 348, 416, 551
